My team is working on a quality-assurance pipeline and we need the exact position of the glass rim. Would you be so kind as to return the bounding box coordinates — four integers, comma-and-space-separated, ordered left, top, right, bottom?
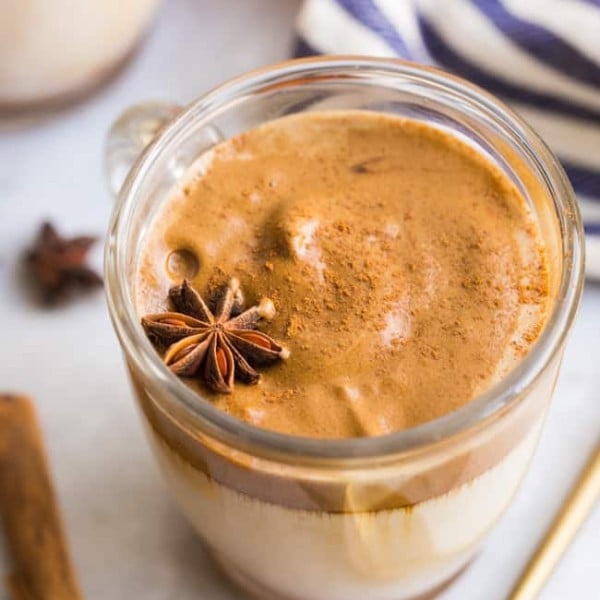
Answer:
105, 56, 585, 462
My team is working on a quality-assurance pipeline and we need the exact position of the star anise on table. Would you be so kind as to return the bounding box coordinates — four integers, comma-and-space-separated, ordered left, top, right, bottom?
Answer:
26, 222, 103, 304
142, 279, 290, 394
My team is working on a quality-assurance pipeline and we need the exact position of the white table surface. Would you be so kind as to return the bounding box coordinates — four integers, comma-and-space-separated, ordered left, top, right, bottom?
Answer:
0, 1, 598, 598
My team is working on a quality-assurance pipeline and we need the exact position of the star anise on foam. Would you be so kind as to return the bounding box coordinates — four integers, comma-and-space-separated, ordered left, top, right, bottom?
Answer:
142, 279, 290, 394
26, 221, 103, 304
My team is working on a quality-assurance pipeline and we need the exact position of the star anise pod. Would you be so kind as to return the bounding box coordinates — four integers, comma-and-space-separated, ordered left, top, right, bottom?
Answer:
141, 279, 289, 394
26, 221, 103, 304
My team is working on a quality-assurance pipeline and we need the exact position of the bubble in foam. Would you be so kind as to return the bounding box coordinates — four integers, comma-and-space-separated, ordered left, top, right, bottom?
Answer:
166, 249, 200, 280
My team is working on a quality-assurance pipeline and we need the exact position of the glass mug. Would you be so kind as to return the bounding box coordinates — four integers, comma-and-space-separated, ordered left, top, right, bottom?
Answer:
104, 57, 584, 600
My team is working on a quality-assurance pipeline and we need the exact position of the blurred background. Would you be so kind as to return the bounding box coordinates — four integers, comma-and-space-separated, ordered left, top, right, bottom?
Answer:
0, 1, 598, 598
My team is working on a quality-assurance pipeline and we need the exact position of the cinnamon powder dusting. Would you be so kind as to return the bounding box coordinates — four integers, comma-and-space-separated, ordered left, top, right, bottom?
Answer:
135, 111, 550, 439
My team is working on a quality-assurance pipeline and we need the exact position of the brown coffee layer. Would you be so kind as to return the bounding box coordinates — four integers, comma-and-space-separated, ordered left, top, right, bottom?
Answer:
131, 360, 549, 512
135, 111, 549, 439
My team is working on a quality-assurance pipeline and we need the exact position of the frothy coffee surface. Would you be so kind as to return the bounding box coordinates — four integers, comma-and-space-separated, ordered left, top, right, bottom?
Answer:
135, 111, 549, 438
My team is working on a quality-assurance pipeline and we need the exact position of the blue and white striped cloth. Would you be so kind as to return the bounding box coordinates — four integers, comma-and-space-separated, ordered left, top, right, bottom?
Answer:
295, 0, 600, 278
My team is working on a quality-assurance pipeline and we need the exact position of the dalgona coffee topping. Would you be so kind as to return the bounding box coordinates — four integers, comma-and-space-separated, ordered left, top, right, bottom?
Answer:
135, 111, 550, 438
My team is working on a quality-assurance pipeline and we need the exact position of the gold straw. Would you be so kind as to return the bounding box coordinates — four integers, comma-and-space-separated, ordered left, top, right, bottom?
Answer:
510, 442, 600, 600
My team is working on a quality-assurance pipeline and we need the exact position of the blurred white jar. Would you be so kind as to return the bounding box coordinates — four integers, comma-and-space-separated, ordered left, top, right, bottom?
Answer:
0, 0, 161, 110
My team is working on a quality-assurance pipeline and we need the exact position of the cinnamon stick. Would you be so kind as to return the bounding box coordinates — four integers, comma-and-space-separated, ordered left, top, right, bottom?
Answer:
0, 394, 82, 600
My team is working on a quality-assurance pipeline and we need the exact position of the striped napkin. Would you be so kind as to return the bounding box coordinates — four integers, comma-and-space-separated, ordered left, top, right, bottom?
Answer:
295, 0, 600, 278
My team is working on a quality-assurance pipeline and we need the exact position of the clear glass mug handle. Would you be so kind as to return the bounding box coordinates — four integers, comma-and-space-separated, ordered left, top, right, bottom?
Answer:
104, 101, 181, 196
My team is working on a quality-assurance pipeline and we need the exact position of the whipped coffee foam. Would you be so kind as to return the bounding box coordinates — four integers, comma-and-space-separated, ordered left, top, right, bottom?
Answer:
135, 111, 551, 438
